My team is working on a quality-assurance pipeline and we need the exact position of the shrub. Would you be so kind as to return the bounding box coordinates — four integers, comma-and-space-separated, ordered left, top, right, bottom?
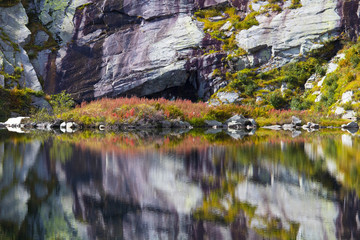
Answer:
290, 96, 312, 110
268, 90, 287, 109
205, 109, 233, 122
50, 91, 75, 115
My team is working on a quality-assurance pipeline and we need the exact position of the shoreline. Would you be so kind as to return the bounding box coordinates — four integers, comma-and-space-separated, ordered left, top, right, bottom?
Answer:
1, 115, 359, 134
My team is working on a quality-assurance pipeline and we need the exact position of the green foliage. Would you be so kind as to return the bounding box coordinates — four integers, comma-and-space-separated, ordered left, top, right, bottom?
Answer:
343, 101, 353, 111
268, 90, 287, 109
0, 0, 20, 7
50, 91, 75, 115
229, 69, 258, 96
165, 105, 184, 119
281, 57, 321, 89
30, 107, 53, 122
205, 109, 233, 122
289, 0, 302, 9
194, 6, 259, 52
290, 96, 311, 110
0, 86, 46, 120
188, 117, 206, 127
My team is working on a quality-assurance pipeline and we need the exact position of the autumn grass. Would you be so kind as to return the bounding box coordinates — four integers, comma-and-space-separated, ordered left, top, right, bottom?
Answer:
55, 96, 350, 127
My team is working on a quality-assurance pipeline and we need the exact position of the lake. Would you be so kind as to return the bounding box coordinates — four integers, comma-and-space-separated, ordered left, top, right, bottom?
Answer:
0, 128, 359, 240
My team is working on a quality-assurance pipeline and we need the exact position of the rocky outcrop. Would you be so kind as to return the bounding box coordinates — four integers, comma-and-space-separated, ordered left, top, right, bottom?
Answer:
1, 0, 360, 104
45, 0, 235, 101
236, 0, 343, 70
0, 3, 42, 91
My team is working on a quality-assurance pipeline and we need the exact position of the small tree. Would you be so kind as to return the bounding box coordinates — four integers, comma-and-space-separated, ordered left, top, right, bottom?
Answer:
50, 91, 75, 115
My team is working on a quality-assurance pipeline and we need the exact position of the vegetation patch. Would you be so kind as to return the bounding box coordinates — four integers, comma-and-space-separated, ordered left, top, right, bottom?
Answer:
0, 86, 45, 121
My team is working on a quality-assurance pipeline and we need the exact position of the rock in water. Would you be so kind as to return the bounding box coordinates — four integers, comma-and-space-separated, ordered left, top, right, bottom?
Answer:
204, 120, 223, 128
226, 115, 256, 129
341, 121, 359, 129
292, 116, 302, 127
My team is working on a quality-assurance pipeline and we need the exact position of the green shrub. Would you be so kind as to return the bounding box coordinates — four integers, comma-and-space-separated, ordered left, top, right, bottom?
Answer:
268, 90, 287, 109
50, 91, 75, 115
205, 109, 232, 122
290, 96, 312, 110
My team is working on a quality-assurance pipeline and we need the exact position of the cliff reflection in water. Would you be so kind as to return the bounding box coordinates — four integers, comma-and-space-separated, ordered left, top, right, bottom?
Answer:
0, 129, 360, 239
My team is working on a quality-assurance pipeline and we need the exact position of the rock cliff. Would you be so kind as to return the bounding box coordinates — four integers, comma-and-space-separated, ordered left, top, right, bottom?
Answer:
0, 0, 359, 103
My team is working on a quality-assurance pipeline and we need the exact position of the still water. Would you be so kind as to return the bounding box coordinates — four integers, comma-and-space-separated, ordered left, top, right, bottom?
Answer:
0, 128, 360, 240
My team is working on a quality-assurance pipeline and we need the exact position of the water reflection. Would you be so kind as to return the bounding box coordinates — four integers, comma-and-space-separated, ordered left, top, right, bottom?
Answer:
0, 129, 360, 239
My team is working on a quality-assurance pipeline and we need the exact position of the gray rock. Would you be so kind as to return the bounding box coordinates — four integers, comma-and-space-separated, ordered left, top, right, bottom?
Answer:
262, 125, 282, 130
220, 21, 232, 31
342, 111, 356, 121
341, 91, 353, 104
282, 124, 294, 131
18, 47, 42, 91
292, 116, 302, 126
236, 0, 341, 68
335, 107, 345, 115
160, 120, 171, 129
36, 122, 52, 131
204, 120, 223, 128
226, 115, 256, 129
92, 15, 204, 99
30, 49, 51, 79
302, 122, 320, 130
34, 31, 49, 46
341, 121, 359, 129
204, 128, 223, 134
0, 75, 4, 87
31, 96, 53, 113
226, 129, 249, 140
0, 3, 31, 45
171, 120, 192, 129
292, 130, 302, 138
216, 91, 241, 104
209, 16, 227, 22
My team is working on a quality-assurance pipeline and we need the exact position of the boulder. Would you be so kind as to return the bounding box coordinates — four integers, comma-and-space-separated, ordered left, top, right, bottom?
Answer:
204, 120, 223, 129
160, 120, 171, 129
335, 107, 345, 115
60, 122, 80, 132
216, 91, 241, 104
302, 122, 320, 130
34, 31, 49, 47
262, 125, 282, 130
171, 120, 192, 129
225, 115, 256, 129
282, 124, 294, 131
292, 116, 302, 127
341, 121, 359, 129
36, 122, 52, 131
51, 119, 63, 128
341, 91, 353, 104
342, 111, 356, 121
4, 117, 29, 126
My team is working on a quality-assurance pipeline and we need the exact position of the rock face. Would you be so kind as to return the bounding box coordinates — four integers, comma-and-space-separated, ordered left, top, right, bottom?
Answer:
44, 0, 237, 101
236, 0, 342, 69
0, 3, 42, 91
0, 0, 360, 103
